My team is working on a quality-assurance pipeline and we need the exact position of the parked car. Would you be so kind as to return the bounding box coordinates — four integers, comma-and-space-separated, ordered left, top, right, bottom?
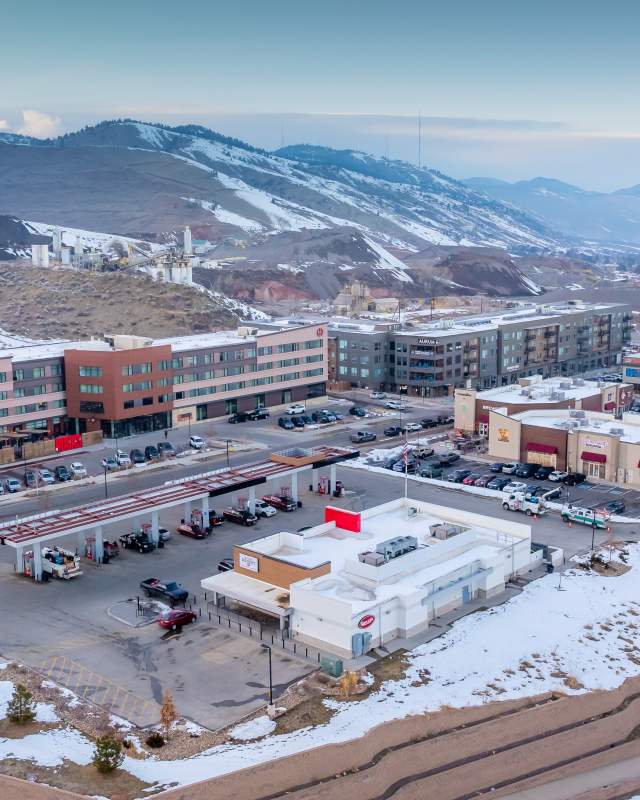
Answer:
39, 468, 54, 485
386, 400, 409, 410
515, 463, 537, 478
25, 470, 39, 489
158, 608, 197, 630
402, 421, 422, 433
189, 434, 205, 450
420, 418, 439, 429
370, 392, 386, 399
393, 460, 416, 473
223, 507, 258, 526
462, 472, 482, 485
548, 470, 568, 482
286, 404, 305, 415
564, 472, 586, 486
321, 410, 337, 422
489, 462, 505, 473
600, 499, 626, 514
255, 500, 277, 517
291, 416, 306, 428
101, 456, 119, 471
70, 461, 87, 478
157, 527, 172, 542
262, 494, 297, 512
130, 449, 145, 465
446, 469, 471, 483
54, 465, 71, 482
534, 465, 553, 480
228, 412, 250, 424
176, 519, 210, 539
474, 474, 493, 487
157, 441, 176, 458
278, 416, 295, 430
501, 463, 519, 475
300, 414, 314, 425
144, 445, 160, 461
140, 578, 188, 605
350, 430, 376, 443
438, 452, 460, 466
419, 464, 443, 479
349, 406, 367, 417
119, 531, 155, 553
413, 446, 435, 459
539, 486, 562, 500
502, 481, 528, 494
115, 449, 132, 467
4, 477, 21, 493
487, 476, 510, 491
384, 425, 402, 437
217, 558, 234, 572
311, 410, 332, 424
247, 407, 270, 421
526, 484, 541, 495
207, 510, 225, 527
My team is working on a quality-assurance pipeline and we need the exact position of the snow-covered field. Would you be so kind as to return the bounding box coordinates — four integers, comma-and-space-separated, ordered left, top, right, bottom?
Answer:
3, 545, 640, 792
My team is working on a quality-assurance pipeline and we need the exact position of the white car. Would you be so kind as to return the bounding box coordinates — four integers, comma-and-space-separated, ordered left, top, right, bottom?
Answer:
386, 400, 409, 410
70, 462, 87, 478
548, 470, 568, 482
285, 404, 305, 415
189, 434, 205, 450
254, 500, 277, 518
501, 463, 519, 475
100, 457, 119, 471
370, 392, 386, 399
39, 468, 55, 485
115, 450, 131, 467
502, 481, 528, 494
402, 422, 422, 433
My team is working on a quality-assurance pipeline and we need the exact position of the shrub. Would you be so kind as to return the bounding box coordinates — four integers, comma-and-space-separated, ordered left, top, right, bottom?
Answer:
145, 731, 165, 748
6, 684, 36, 724
93, 734, 124, 774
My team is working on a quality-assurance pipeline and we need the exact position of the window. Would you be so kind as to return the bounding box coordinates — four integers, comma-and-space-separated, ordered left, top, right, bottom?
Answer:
258, 345, 273, 356
339, 339, 348, 349
306, 368, 324, 377
0, 372, 6, 383
15, 404, 38, 414
0, 391, 6, 401
158, 359, 171, 371
245, 348, 257, 358
142, 396, 153, 406
80, 400, 104, 414
277, 342, 299, 354
79, 365, 102, 377
279, 372, 300, 382
14, 387, 25, 398
157, 377, 170, 387
278, 358, 299, 367
158, 394, 171, 403
339, 366, 348, 375
305, 339, 323, 349
224, 381, 245, 391
360, 368, 370, 378
172, 357, 183, 369
80, 383, 104, 394
183, 355, 197, 367
173, 374, 184, 385
13, 369, 24, 381
305, 354, 323, 363
250, 376, 274, 386
52, 399, 65, 408
122, 362, 152, 376
32, 367, 45, 378
123, 400, 134, 410
0, 408, 7, 417
49, 382, 63, 392
122, 381, 152, 392
220, 350, 243, 362
202, 353, 213, 364
222, 365, 244, 377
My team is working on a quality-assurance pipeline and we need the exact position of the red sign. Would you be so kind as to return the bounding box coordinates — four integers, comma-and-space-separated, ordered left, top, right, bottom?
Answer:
316, 327, 324, 337
324, 506, 361, 533
358, 614, 375, 629
54, 434, 83, 453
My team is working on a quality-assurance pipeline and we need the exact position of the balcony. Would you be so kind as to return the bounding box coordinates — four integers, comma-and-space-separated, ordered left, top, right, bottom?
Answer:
544, 330, 557, 338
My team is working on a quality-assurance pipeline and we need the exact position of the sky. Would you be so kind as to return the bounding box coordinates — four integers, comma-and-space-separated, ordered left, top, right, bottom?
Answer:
2, 0, 639, 190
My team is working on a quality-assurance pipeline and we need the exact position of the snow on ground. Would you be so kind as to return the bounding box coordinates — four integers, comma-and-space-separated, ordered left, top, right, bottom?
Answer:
229, 716, 276, 741
181, 196, 264, 233
363, 236, 413, 283
25, 220, 162, 254
0, 680, 58, 722
0, 727, 93, 767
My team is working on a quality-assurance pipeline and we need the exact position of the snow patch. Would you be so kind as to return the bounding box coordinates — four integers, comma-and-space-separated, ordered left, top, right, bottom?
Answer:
229, 716, 276, 741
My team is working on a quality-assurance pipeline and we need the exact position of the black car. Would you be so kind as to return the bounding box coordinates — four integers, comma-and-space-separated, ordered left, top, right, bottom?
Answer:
291, 416, 306, 428
300, 415, 314, 425
564, 472, 586, 486
145, 445, 159, 461
119, 531, 155, 553
247, 408, 270, 421
384, 425, 402, 437
217, 558, 234, 572
349, 406, 367, 417
601, 499, 625, 514
514, 463, 537, 478
438, 452, 460, 466
157, 441, 176, 457
535, 465, 553, 480
278, 416, 295, 430
446, 468, 471, 483
140, 578, 188, 605
487, 476, 510, 490
489, 462, 504, 473
228, 412, 250, 424
420, 418, 439, 429
130, 448, 145, 465
54, 465, 71, 481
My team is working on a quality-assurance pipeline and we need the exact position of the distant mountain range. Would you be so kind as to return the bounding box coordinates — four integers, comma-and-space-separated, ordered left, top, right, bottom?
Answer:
465, 176, 640, 245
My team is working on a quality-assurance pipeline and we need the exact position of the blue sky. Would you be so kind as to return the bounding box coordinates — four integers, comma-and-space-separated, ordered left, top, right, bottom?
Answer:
2, 0, 640, 189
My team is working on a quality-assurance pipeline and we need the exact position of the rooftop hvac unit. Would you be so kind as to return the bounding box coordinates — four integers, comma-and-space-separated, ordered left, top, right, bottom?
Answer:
358, 551, 386, 567
375, 535, 418, 560
610, 427, 625, 436
573, 378, 585, 386
559, 381, 572, 389
569, 409, 586, 418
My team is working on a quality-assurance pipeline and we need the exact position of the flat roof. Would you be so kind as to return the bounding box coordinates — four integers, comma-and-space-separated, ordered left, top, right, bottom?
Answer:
512, 409, 640, 445
476, 377, 621, 405
0, 338, 111, 363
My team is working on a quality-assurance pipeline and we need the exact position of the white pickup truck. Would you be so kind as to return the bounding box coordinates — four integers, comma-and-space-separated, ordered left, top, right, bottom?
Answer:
42, 546, 82, 579
502, 492, 547, 516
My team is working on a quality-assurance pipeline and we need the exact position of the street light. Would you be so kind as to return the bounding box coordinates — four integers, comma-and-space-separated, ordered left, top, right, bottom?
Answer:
225, 439, 231, 469
103, 464, 108, 499
261, 643, 273, 705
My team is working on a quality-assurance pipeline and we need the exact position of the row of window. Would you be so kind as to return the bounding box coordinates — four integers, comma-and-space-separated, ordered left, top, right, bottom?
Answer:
12, 364, 63, 381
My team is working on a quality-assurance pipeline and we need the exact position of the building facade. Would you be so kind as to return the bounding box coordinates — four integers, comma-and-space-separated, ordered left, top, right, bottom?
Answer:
328, 301, 632, 397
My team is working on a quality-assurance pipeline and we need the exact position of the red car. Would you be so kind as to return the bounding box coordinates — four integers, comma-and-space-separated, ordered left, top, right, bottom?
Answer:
462, 473, 482, 485
176, 520, 209, 539
473, 474, 493, 488
158, 608, 197, 630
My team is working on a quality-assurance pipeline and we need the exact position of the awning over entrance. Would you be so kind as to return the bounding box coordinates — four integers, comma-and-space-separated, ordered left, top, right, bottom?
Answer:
604, 401, 616, 411
527, 442, 557, 454
201, 570, 291, 619
582, 451, 606, 463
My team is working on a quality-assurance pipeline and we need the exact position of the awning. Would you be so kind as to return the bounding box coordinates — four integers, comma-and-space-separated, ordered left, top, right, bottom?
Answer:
603, 401, 616, 411
527, 442, 557, 455
581, 451, 606, 464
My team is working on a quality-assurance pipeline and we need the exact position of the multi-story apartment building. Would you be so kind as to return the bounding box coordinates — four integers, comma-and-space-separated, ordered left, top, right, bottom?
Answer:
328, 301, 632, 397
0, 323, 327, 441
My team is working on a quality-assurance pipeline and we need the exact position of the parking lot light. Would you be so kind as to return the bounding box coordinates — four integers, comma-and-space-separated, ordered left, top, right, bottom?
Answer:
261, 643, 273, 705
103, 464, 108, 499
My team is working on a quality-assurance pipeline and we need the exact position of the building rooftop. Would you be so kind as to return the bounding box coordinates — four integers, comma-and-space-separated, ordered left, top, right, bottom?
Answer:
0, 336, 111, 363
476, 376, 622, 405
510, 409, 640, 445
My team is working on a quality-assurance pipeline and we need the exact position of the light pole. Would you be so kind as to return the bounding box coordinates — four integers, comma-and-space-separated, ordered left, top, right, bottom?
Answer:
103, 464, 108, 499
225, 439, 231, 469
261, 643, 273, 705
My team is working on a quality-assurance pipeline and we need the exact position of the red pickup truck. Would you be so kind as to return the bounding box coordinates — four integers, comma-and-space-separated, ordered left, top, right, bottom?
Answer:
262, 494, 297, 512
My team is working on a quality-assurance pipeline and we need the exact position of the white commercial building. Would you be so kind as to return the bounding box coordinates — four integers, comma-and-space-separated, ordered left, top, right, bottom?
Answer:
202, 497, 541, 659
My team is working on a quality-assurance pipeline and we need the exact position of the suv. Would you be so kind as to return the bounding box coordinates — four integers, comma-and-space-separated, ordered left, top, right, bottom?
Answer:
446, 469, 471, 483
39, 468, 55, 485
228, 412, 250, 424
144, 445, 159, 461
438, 452, 460, 467
534, 465, 553, 480
116, 449, 132, 467
5, 477, 21, 493
349, 406, 367, 417
278, 416, 295, 430
350, 430, 376, 443
54, 465, 71, 481
247, 408, 270, 421
515, 463, 537, 478
157, 441, 175, 458
384, 425, 402, 437
564, 472, 586, 486
189, 434, 205, 450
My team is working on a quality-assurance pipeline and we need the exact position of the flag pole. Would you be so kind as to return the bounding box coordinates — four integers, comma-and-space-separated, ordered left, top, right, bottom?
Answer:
404, 437, 409, 501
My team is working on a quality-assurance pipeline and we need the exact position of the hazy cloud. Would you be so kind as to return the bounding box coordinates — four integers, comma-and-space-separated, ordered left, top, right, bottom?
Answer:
18, 109, 62, 138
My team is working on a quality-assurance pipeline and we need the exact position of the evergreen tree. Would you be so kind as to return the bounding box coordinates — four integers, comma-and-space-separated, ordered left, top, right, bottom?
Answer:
6, 684, 36, 724
92, 734, 124, 774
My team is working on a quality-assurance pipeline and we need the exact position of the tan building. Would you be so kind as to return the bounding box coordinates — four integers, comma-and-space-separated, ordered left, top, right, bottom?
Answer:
487, 408, 640, 487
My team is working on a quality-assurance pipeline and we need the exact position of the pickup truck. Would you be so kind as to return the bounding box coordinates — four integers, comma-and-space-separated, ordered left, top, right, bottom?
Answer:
208, 510, 225, 527
502, 492, 547, 516
140, 578, 188, 605
262, 494, 297, 512
561, 505, 609, 528
119, 531, 155, 553
223, 507, 258, 526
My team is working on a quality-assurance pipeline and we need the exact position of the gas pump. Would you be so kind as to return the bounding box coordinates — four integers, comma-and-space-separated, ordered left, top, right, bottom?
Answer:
318, 476, 330, 495
85, 537, 96, 560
